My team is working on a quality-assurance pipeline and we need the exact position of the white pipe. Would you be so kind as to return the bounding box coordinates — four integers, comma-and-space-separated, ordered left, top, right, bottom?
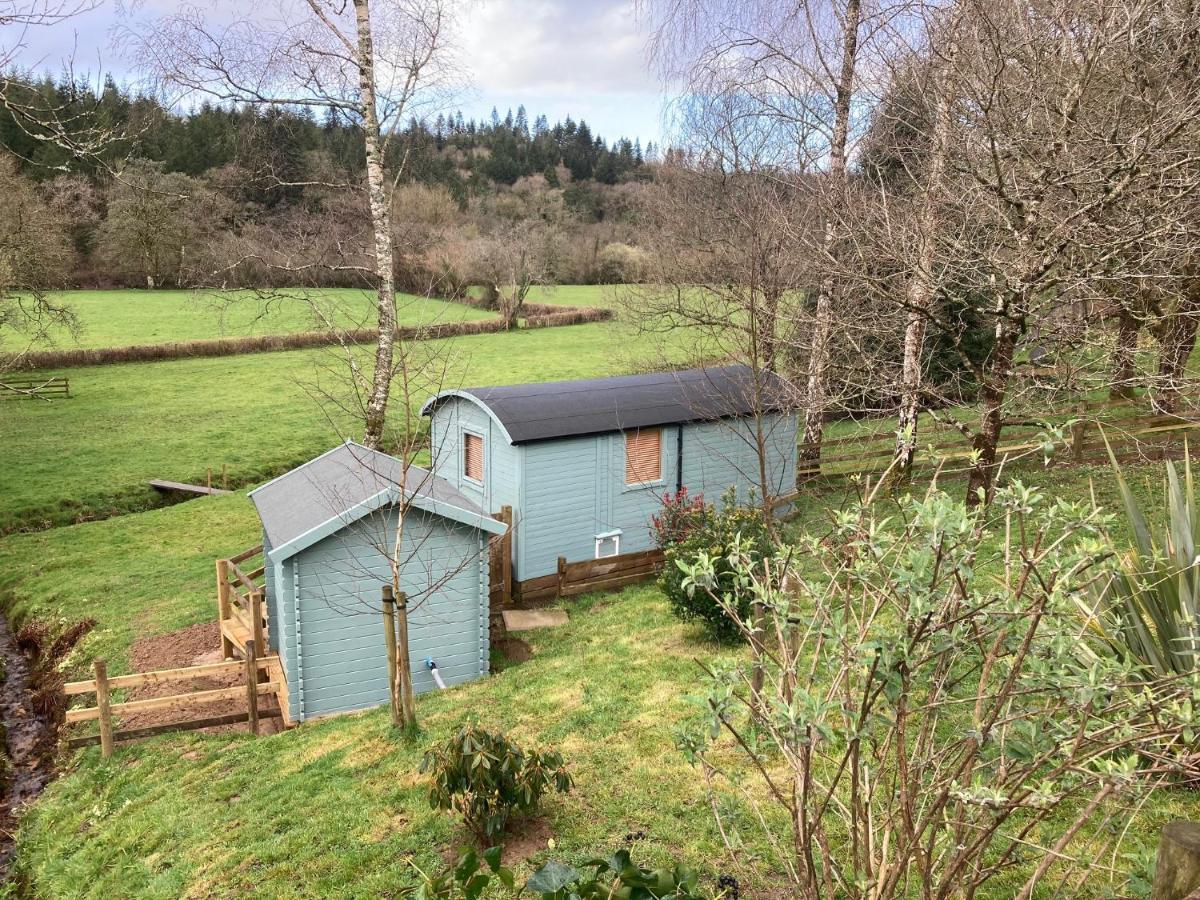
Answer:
426, 658, 447, 690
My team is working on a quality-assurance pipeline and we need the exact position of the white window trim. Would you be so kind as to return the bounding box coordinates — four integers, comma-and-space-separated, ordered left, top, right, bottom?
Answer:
595, 529, 622, 559
461, 426, 485, 487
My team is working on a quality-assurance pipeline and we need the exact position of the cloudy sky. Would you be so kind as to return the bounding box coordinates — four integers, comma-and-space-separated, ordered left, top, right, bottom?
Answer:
13, 0, 669, 144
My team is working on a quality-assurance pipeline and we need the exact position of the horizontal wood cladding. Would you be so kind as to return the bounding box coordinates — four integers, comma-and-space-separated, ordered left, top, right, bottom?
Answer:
513, 548, 664, 605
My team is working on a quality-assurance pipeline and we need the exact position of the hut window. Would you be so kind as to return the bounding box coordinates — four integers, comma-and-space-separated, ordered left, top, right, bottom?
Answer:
463, 432, 484, 483
624, 428, 662, 484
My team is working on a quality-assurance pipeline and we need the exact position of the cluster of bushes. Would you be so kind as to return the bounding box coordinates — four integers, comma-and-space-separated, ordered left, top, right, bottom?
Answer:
654, 488, 772, 644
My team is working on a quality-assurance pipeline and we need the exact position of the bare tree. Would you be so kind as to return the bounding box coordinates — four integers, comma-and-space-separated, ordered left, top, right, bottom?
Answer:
468, 222, 555, 329
639, 0, 898, 470
127, 0, 462, 448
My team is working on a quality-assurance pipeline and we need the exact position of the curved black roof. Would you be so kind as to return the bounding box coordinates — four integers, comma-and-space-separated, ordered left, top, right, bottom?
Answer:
422, 365, 795, 445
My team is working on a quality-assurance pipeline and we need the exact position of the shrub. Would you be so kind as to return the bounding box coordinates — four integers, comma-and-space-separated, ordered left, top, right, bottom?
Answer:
674, 482, 1200, 897
595, 242, 648, 284
403, 846, 715, 899
660, 491, 771, 643
420, 725, 573, 842
1083, 446, 1200, 677
650, 487, 710, 549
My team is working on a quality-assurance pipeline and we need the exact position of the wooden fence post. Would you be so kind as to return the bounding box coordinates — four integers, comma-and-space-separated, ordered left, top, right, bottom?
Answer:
216, 559, 234, 659
94, 659, 114, 759
1071, 401, 1089, 464
500, 506, 513, 604
243, 640, 259, 736
221, 463, 228, 491
556, 556, 567, 601
381, 585, 400, 726
394, 590, 415, 725
1154, 821, 1200, 899
250, 589, 266, 658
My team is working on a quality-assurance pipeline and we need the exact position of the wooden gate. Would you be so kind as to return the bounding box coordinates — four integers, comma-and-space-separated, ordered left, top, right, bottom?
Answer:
489, 506, 513, 608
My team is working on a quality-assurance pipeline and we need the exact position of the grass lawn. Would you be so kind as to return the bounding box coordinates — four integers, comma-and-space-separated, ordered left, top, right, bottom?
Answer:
30, 289, 494, 350
0, 317, 666, 533
3, 467, 1199, 897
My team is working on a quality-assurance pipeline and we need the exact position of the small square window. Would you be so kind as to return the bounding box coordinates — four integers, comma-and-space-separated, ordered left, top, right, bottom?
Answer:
463, 432, 484, 483
624, 428, 662, 485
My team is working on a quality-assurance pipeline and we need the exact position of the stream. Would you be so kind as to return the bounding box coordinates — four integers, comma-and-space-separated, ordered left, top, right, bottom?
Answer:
0, 612, 54, 878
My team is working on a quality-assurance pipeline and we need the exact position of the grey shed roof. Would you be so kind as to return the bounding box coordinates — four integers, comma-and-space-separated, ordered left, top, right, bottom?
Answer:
249, 442, 505, 561
421, 365, 794, 444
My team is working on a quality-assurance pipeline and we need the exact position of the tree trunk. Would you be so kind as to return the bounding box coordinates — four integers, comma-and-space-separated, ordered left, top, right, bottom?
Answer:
966, 316, 1019, 506
393, 591, 416, 726
1152, 281, 1200, 416
799, 0, 862, 476
354, 0, 399, 451
895, 50, 954, 478
1110, 306, 1140, 401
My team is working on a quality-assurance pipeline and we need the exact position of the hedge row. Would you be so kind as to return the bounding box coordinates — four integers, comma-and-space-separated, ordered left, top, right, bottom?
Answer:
6, 306, 613, 371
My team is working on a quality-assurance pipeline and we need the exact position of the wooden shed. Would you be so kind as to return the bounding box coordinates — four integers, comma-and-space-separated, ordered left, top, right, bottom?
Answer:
249, 442, 507, 723
421, 365, 797, 582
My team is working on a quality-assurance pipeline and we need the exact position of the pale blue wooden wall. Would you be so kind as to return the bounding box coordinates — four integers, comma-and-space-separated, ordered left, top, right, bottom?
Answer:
269, 506, 489, 722
428, 397, 521, 515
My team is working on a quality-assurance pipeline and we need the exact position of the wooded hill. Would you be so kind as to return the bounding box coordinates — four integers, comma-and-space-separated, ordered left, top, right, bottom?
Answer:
0, 75, 655, 291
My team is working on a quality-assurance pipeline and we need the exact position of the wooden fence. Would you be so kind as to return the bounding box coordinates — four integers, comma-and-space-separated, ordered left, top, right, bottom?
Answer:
516, 549, 664, 606
798, 393, 1200, 481
488, 506, 514, 609
64, 644, 284, 756
217, 545, 267, 660
0, 375, 69, 400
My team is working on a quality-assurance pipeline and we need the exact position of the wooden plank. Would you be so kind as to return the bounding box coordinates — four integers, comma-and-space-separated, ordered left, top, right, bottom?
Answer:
228, 544, 264, 565
65, 710, 283, 748
244, 641, 259, 736
149, 479, 232, 496
64, 656, 277, 695
65, 682, 281, 723
502, 609, 569, 631
564, 557, 662, 584
561, 569, 661, 598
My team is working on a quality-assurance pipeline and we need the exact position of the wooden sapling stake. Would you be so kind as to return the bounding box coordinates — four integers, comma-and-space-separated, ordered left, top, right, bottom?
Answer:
1071, 401, 1088, 464
94, 659, 114, 758
1153, 821, 1200, 899
394, 589, 416, 725
381, 586, 400, 726
243, 640, 259, 735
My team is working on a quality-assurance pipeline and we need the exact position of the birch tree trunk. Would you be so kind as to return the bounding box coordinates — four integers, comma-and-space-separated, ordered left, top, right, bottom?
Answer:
800, 0, 862, 474
354, 0, 400, 451
894, 57, 954, 477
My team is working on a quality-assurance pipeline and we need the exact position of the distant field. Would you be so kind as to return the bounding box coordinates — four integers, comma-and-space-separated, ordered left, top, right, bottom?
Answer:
33, 289, 494, 350
0, 318, 670, 533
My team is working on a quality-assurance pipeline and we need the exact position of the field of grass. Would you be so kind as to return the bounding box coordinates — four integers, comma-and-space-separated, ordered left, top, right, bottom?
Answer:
0, 316, 665, 533
32, 289, 494, 350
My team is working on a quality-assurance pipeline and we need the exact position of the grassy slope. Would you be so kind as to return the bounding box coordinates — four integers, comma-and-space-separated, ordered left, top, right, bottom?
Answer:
6, 467, 1200, 897
0, 316, 663, 532
33, 289, 492, 349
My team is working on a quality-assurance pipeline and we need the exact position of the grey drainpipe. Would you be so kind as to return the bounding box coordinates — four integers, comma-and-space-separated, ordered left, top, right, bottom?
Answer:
676, 424, 684, 495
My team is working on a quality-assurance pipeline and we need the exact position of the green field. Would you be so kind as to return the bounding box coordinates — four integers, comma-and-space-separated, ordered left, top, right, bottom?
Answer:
0, 314, 665, 533
30, 289, 495, 350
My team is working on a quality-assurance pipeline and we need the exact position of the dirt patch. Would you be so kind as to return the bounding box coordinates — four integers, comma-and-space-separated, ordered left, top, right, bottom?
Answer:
122, 621, 281, 737
501, 816, 554, 865
493, 637, 533, 665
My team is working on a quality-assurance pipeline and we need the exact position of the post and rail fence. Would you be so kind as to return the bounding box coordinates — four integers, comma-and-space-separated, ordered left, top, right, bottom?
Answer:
64, 644, 284, 756
0, 375, 69, 400
217, 544, 268, 661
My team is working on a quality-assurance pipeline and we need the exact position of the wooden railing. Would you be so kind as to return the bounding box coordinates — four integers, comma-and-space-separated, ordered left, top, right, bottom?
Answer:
516, 549, 664, 605
64, 648, 285, 756
797, 394, 1200, 481
0, 375, 69, 400
217, 544, 267, 660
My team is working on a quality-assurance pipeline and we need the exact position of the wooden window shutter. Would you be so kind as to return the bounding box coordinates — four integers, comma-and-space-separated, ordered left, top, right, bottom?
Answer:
464, 432, 484, 482
625, 428, 662, 484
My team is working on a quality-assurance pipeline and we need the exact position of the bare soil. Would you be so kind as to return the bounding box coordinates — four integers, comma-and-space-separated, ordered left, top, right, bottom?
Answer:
122, 621, 282, 736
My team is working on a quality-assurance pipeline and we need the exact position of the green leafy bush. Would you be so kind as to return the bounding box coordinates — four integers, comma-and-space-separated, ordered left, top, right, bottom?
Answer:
420, 725, 573, 842
404, 846, 716, 899
659, 490, 771, 643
